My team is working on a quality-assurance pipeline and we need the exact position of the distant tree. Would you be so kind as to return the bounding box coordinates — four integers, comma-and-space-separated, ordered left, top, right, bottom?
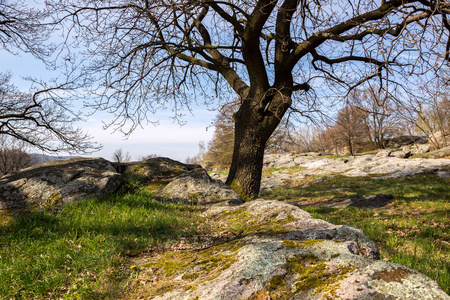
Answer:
139, 153, 159, 161
349, 88, 398, 149
111, 148, 131, 173
112, 148, 132, 165
186, 141, 206, 165
318, 125, 341, 155
48, 0, 450, 198
398, 78, 450, 148
334, 106, 368, 155
265, 120, 299, 154
0, 136, 33, 175
205, 103, 237, 169
0, 0, 99, 154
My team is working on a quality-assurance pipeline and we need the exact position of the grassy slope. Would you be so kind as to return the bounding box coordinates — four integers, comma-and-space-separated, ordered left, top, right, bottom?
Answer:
0, 187, 206, 299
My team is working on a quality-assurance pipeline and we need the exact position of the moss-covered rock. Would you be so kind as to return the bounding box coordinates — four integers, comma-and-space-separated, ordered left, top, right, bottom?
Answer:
129, 200, 449, 300
120, 157, 201, 182
0, 157, 123, 209
156, 168, 242, 206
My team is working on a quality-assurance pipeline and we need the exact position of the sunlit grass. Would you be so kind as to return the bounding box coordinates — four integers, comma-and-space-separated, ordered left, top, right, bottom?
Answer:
262, 165, 307, 175
0, 189, 205, 299
261, 174, 450, 294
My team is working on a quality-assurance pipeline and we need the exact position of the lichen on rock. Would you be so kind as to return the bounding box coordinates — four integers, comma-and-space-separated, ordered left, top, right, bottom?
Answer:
156, 168, 243, 206
130, 200, 450, 299
121, 157, 202, 182
0, 157, 123, 209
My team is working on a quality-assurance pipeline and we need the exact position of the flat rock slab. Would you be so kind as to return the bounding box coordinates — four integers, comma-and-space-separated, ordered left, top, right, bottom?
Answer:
131, 200, 449, 300
0, 158, 123, 209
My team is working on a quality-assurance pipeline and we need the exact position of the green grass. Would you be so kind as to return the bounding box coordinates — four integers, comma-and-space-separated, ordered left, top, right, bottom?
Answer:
0, 189, 205, 299
262, 165, 308, 175
261, 174, 450, 294
208, 169, 229, 176
2, 169, 449, 298
411, 150, 450, 159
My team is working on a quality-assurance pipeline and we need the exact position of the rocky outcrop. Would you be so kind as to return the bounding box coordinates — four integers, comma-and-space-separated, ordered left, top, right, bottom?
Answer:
391, 146, 413, 158
156, 168, 242, 205
121, 157, 201, 181
252, 152, 450, 190
134, 200, 449, 300
0, 158, 123, 209
385, 135, 428, 148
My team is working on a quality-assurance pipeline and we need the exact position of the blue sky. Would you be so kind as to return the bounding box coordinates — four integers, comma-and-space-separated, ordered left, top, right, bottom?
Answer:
1, 48, 216, 162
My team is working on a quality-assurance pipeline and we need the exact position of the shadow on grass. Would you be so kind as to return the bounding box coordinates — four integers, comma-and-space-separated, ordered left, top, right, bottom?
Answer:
261, 174, 450, 204
0, 190, 205, 299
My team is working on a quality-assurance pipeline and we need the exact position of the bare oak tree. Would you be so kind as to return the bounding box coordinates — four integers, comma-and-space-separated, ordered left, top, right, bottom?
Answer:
0, 0, 100, 154
0, 0, 52, 59
399, 77, 450, 148
0, 72, 101, 153
48, 0, 450, 197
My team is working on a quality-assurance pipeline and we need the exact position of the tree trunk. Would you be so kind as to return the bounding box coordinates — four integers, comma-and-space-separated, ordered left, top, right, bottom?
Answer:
225, 94, 288, 199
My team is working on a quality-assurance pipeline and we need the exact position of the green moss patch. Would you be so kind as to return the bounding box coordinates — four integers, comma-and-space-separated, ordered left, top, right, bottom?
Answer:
251, 254, 354, 300
215, 206, 297, 236
283, 239, 325, 248
229, 180, 253, 202
138, 239, 244, 297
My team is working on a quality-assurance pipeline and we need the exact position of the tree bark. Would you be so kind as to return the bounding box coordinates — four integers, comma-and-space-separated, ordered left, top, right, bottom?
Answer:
226, 92, 290, 199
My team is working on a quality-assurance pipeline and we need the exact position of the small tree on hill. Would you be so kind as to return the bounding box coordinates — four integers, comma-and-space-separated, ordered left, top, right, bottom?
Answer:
349, 88, 398, 149
206, 103, 237, 169
0, 136, 34, 175
334, 106, 368, 155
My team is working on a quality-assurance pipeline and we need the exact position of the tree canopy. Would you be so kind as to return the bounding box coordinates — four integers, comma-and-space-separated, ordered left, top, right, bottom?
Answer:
0, 0, 99, 154
46, 0, 450, 197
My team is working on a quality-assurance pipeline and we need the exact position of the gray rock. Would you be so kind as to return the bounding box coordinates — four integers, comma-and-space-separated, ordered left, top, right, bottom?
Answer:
263, 153, 296, 168
375, 149, 392, 158
391, 146, 412, 158
121, 157, 201, 180
274, 154, 296, 168
259, 152, 450, 190
0, 158, 123, 209
146, 200, 449, 300
437, 171, 450, 178
385, 135, 428, 148
411, 144, 432, 155
156, 168, 242, 205
263, 154, 278, 168
428, 146, 450, 158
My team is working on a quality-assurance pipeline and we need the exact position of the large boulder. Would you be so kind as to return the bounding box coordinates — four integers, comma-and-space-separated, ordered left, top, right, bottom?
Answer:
121, 157, 201, 180
133, 200, 449, 299
391, 146, 413, 158
0, 158, 123, 209
156, 168, 242, 205
385, 135, 428, 148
